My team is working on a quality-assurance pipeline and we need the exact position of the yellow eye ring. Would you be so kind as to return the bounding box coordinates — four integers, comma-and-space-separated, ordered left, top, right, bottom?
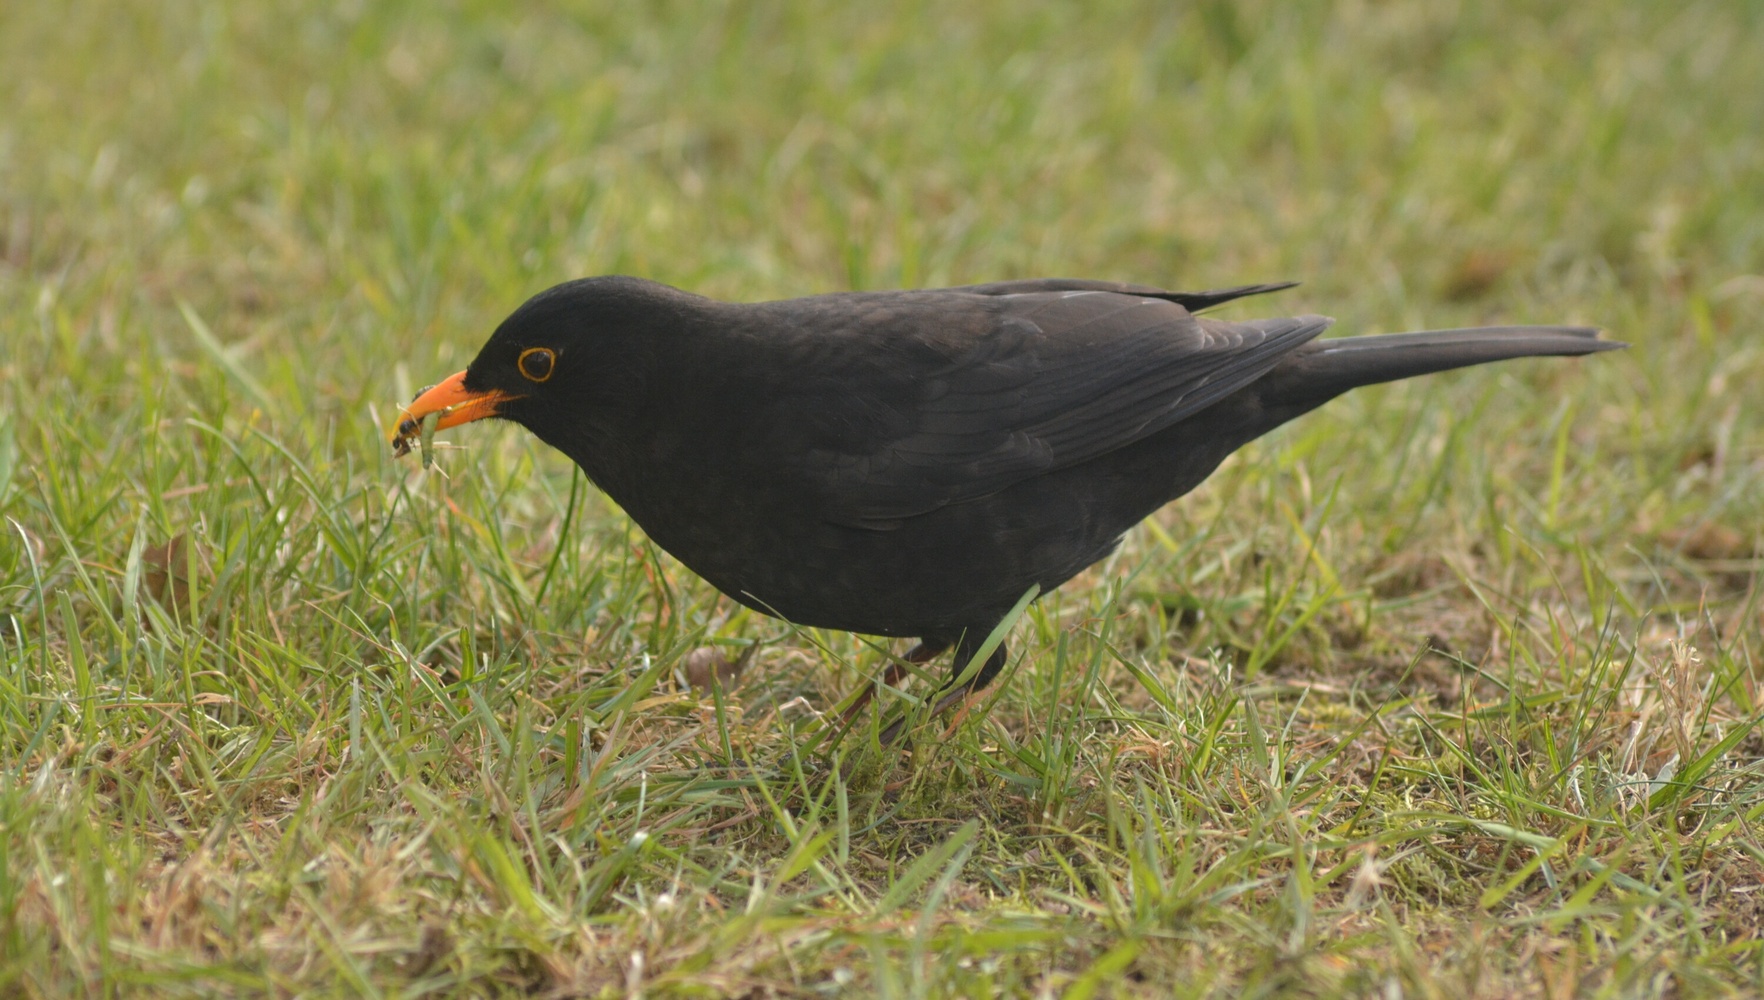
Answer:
517, 347, 556, 383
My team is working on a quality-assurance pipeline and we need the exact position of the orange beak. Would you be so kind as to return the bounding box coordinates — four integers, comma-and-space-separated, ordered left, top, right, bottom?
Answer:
389, 371, 517, 456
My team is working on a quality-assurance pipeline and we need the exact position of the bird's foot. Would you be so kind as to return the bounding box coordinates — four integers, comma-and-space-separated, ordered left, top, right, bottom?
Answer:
871, 637, 1006, 747
836, 659, 907, 728
875, 684, 983, 746
833, 639, 948, 730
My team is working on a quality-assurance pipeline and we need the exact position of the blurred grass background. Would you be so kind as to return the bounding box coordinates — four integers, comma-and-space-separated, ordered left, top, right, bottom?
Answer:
2, 0, 1762, 995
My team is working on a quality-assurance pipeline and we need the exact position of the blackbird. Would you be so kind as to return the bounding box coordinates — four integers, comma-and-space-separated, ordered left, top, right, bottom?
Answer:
393, 276, 1620, 734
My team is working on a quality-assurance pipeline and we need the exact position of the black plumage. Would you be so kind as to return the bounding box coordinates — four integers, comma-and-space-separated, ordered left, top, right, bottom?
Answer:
394, 276, 1621, 731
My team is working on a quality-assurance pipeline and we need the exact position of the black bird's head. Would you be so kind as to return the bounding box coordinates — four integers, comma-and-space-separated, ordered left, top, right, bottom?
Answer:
391, 276, 696, 460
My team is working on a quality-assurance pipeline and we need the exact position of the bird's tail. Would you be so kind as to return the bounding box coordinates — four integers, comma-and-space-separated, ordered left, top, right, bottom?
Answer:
1263, 325, 1623, 417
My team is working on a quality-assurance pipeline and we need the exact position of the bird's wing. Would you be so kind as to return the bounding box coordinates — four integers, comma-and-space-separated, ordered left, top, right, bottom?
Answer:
774, 289, 1331, 528
949, 278, 1300, 313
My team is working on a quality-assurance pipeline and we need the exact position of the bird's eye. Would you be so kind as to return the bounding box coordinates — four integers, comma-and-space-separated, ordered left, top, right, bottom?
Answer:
517, 347, 556, 383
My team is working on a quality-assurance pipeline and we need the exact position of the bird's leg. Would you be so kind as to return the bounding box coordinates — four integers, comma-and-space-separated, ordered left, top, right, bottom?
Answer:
927, 641, 1008, 721
836, 637, 949, 727
877, 633, 1008, 745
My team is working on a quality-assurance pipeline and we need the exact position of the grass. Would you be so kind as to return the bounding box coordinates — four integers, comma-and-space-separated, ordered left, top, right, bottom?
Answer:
2, 0, 1762, 995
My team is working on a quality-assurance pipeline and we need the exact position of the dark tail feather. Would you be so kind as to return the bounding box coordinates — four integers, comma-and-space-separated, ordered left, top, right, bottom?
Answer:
1271, 325, 1623, 409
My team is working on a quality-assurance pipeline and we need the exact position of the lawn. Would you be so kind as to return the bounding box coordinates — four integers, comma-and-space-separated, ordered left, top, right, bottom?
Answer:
3, 0, 1762, 995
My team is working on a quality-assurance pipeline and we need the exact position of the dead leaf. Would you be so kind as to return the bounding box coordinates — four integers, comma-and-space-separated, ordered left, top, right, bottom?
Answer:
681, 646, 745, 692
1441, 248, 1512, 302
143, 534, 203, 615
1664, 522, 1751, 562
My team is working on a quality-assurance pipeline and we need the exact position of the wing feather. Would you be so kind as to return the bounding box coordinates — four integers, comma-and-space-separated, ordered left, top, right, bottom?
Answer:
760, 286, 1331, 528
